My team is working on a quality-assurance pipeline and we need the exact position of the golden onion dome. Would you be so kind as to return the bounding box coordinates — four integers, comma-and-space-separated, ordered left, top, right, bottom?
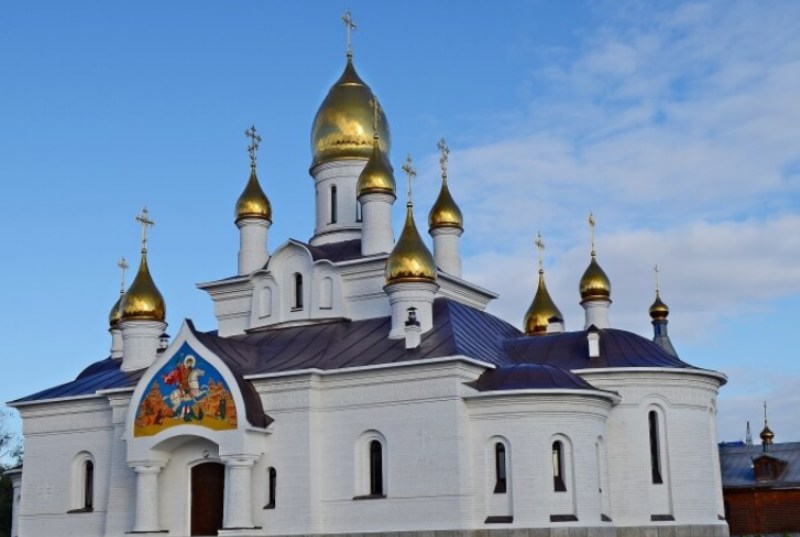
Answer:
579, 253, 612, 302
235, 164, 272, 222
760, 424, 775, 442
649, 291, 669, 320
524, 270, 563, 336
357, 138, 396, 197
428, 178, 463, 231
120, 253, 166, 322
310, 57, 390, 168
108, 293, 123, 328
385, 203, 437, 285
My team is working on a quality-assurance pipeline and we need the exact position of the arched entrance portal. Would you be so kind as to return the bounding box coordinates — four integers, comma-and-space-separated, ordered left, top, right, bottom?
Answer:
191, 462, 225, 536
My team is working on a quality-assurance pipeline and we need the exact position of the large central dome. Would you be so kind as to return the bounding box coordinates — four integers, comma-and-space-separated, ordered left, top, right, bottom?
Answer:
310, 56, 390, 169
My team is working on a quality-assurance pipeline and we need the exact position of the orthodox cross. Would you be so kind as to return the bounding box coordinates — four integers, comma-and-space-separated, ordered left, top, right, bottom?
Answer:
535, 231, 545, 272
588, 212, 596, 255
401, 154, 416, 204
135, 207, 155, 253
342, 11, 356, 57
245, 125, 262, 166
437, 138, 450, 180
654, 264, 661, 294
369, 97, 381, 139
117, 256, 129, 295
764, 400, 769, 426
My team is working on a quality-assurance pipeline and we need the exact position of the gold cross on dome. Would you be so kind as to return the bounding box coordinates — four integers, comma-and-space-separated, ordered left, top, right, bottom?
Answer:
437, 138, 450, 180
369, 97, 381, 138
588, 212, 596, 256
401, 154, 416, 203
535, 231, 545, 272
245, 125, 262, 166
342, 11, 357, 57
117, 256, 129, 294
135, 207, 155, 253
654, 264, 661, 293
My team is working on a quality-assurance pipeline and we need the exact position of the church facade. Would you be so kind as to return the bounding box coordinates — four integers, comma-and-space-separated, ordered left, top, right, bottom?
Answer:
7, 22, 728, 537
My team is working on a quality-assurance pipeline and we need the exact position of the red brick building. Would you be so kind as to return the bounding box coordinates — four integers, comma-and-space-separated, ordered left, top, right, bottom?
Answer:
720, 440, 800, 535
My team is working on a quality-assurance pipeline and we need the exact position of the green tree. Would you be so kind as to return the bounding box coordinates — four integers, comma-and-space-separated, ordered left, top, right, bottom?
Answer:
0, 409, 22, 537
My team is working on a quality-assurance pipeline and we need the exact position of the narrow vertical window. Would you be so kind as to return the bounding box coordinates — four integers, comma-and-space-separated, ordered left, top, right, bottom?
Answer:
330, 185, 338, 223
266, 467, 276, 509
356, 199, 362, 222
552, 441, 566, 492
84, 460, 94, 509
369, 440, 383, 496
293, 273, 303, 309
494, 443, 507, 493
649, 410, 663, 484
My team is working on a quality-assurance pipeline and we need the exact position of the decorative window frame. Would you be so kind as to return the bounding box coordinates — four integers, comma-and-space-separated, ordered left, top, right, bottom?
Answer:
354, 430, 387, 499
487, 436, 510, 494
68, 451, 95, 513
549, 434, 574, 493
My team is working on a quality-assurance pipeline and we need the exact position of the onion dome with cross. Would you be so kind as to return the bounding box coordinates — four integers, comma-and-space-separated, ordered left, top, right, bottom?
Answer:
235, 125, 272, 223
120, 207, 166, 322
428, 138, 463, 232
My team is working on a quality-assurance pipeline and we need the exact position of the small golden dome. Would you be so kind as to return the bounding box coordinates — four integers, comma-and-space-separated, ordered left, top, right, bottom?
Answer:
108, 293, 123, 328
649, 291, 669, 320
428, 178, 463, 231
580, 254, 612, 302
235, 165, 272, 222
760, 425, 775, 441
524, 270, 563, 335
385, 203, 437, 284
120, 253, 166, 322
310, 57, 390, 168
357, 138, 396, 197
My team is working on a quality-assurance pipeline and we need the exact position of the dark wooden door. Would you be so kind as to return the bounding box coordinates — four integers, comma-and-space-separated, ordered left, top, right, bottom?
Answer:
191, 462, 225, 536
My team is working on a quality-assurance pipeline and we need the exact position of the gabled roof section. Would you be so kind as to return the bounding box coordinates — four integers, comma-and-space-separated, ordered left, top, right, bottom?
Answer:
303, 238, 367, 263
505, 328, 697, 370
11, 357, 143, 404
472, 363, 598, 392
720, 442, 800, 488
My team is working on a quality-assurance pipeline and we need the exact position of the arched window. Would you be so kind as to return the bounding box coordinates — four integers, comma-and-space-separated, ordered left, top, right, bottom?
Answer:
552, 441, 566, 492
330, 185, 338, 224
649, 410, 663, 484
356, 199, 362, 222
494, 443, 507, 493
84, 460, 94, 509
69, 452, 95, 513
293, 273, 303, 310
265, 467, 276, 509
369, 440, 383, 496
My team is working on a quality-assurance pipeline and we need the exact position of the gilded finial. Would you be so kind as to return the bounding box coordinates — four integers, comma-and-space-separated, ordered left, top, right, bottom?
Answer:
437, 138, 450, 181
588, 212, 596, 256
342, 11, 357, 58
401, 154, 416, 205
535, 231, 546, 273
245, 125, 262, 168
135, 207, 155, 254
369, 97, 381, 140
654, 264, 661, 294
117, 256, 129, 295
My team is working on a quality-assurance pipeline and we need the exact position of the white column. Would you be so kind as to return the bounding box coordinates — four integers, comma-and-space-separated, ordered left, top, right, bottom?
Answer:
384, 282, 438, 338
6, 469, 21, 537
237, 218, 270, 275
431, 227, 463, 277
110, 326, 123, 359
360, 192, 395, 256
132, 465, 163, 533
582, 299, 611, 329
120, 320, 167, 372
222, 456, 257, 529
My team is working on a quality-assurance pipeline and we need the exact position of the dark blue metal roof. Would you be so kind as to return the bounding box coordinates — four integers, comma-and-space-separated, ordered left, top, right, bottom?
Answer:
472, 363, 598, 392
13, 298, 707, 405
720, 442, 800, 488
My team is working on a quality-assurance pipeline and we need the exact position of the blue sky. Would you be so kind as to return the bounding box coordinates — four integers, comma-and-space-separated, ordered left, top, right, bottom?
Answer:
2, 1, 799, 445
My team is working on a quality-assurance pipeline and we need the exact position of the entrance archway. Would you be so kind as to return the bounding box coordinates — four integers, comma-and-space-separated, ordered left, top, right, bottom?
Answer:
191, 462, 224, 536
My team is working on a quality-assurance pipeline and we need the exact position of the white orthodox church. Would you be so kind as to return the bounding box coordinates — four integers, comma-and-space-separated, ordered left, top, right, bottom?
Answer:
6, 18, 729, 537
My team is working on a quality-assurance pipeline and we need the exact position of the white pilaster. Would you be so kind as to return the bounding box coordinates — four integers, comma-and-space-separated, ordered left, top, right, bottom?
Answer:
582, 299, 611, 329
120, 320, 167, 372
222, 455, 258, 530
384, 281, 438, 338
360, 192, 395, 256
110, 326, 123, 359
237, 218, 270, 275
431, 227, 463, 277
6, 469, 21, 537
309, 160, 365, 246
132, 464, 164, 533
